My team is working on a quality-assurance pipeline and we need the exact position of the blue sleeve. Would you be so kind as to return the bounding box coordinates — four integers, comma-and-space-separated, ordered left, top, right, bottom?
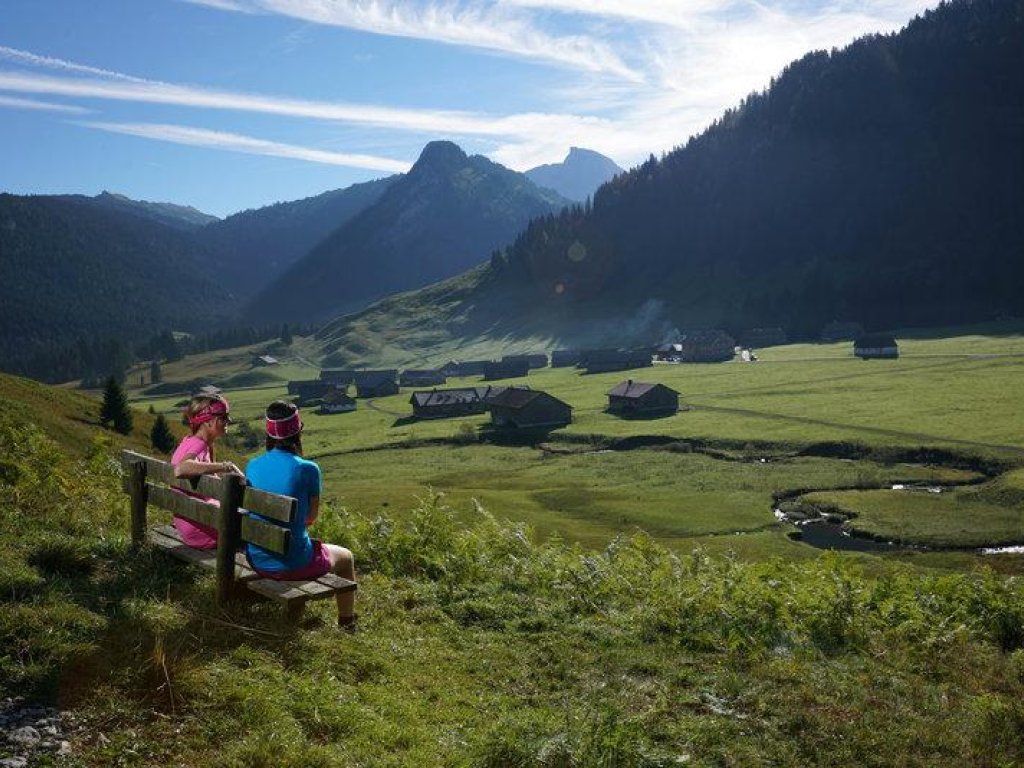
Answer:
303, 459, 322, 498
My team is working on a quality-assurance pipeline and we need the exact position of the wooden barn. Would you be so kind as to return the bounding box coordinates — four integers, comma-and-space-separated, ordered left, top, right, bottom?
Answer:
318, 390, 357, 414
607, 380, 680, 416
854, 334, 899, 359
441, 360, 490, 377
580, 349, 653, 374
354, 370, 399, 397
488, 388, 572, 429
319, 369, 357, 385
287, 379, 337, 404
657, 330, 735, 362
738, 327, 787, 348
400, 369, 447, 387
551, 349, 583, 367
483, 359, 530, 381
501, 353, 548, 369
409, 385, 506, 419
251, 354, 279, 367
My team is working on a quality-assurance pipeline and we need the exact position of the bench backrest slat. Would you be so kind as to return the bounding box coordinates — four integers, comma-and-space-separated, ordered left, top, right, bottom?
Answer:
241, 515, 291, 555
145, 484, 220, 529
122, 450, 223, 498
242, 486, 296, 523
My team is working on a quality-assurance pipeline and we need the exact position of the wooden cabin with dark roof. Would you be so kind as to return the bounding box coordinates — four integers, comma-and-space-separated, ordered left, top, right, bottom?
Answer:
483, 359, 529, 381
354, 370, 399, 397
399, 369, 447, 387
441, 360, 490, 377
607, 380, 680, 416
854, 334, 899, 359
501, 353, 548, 370
287, 379, 338, 404
551, 349, 583, 367
318, 390, 357, 414
319, 369, 357, 385
488, 388, 572, 429
580, 349, 653, 374
657, 330, 735, 363
409, 385, 506, 419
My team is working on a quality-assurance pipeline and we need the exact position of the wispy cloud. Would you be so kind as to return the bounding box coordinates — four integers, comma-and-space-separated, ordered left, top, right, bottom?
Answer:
182, 0, 641, 80
80, 121, 411, 172
0, 94, 90, 114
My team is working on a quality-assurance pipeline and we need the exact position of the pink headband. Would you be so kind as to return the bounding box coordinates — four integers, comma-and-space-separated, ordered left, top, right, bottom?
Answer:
266, 408, 302, 439
188, 398, 230, 428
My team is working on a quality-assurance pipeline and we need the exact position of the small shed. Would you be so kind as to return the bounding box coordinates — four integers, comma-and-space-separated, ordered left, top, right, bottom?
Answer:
287, 379, 337, 404
193, 384, 222, 397
409, 385, 505, 419
400, 369, 447, 387
502, 353, 548, 370
251, 354, 279, 367
354, 370, 399, 397
488, 388, 572, 429
483, 359, 530, 381
441, 360, 490, 377
607, 380, 680, 416
580, 349, 653, 374
854, 335, 899, 359
319, 369, 357, 385
551, 349, 583, 368
659, 330, 736, 363
318, 390, 357, 414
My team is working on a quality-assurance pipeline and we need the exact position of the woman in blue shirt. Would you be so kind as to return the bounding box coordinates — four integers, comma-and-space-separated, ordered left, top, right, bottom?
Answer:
246, 401, 357, 631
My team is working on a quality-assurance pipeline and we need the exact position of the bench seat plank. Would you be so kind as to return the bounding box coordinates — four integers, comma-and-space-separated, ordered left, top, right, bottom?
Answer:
150, 525, 259, 581
246, 573, 357, 604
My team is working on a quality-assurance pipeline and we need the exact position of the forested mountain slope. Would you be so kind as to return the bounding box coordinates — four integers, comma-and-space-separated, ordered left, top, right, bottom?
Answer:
319, 0, 1024, 358
245, 141, 570, 324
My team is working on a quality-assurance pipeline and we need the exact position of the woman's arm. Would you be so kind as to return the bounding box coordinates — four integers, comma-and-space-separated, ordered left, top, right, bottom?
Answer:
306, 496, 320, 527
174, 455, 242, 478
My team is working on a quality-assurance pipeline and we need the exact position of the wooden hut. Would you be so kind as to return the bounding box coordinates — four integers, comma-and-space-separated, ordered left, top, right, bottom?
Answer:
580, 349, 652, 374
354, 370, 399, 397
606, 380, 680, 416
657, 330, 735, 362
319, 369, 357, 385
488, 388, 572, 429
318, 390, 357, 414
483, 359, 529, 381
400, 369, 447, 387
854, 335, 899, 359
409, 385, 505, 419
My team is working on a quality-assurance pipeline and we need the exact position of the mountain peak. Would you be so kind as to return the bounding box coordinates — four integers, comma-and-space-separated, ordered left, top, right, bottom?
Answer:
525, 147, 623, 202
413, 140, 469, 172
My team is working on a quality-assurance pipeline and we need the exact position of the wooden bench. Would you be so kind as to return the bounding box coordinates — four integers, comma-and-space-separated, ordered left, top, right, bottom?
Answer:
121, 449, 356, 619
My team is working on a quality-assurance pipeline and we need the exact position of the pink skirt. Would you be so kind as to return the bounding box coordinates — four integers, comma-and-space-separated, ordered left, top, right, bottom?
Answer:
254, 541, 332, 581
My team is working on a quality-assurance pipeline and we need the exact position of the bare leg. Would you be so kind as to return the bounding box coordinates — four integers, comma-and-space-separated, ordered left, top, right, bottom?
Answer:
323, 543, 356, 621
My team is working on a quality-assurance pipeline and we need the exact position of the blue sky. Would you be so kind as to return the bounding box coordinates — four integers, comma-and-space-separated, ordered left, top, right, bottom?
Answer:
1, 0, 936, 217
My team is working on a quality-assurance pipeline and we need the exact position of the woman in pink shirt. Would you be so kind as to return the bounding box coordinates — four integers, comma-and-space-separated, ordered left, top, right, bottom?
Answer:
171, 394, 242, 549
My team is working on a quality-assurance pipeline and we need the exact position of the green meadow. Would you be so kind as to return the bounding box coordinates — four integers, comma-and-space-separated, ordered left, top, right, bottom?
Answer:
131, 325, 1024, 567
2, 324, 1023, 766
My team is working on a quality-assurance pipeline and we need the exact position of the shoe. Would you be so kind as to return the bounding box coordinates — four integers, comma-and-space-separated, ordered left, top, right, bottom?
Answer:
337, 613, 358, 633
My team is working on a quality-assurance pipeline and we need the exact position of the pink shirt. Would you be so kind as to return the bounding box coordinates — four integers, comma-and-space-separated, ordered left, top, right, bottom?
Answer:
171, 434, 219, 549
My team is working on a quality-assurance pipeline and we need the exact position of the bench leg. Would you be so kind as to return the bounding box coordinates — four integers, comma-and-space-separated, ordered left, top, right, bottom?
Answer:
287, 599, 308, 623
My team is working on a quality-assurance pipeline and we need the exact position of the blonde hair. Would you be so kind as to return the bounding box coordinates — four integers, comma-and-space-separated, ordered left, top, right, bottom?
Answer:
182, 395, 227, 437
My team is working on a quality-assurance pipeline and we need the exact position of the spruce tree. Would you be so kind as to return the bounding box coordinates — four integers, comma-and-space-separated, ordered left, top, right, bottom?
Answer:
100, 376, 133, 435
150, 413, 175, 453
280, 323, 293, 346
150, 359, 162, 384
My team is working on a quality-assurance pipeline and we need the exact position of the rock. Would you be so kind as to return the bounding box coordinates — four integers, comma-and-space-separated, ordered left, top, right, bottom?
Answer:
58, 740, 73, 756
8, 726, 41, 747
0, 758, 28, 768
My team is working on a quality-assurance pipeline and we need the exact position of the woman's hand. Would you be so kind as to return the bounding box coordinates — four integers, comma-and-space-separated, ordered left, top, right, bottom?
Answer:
218, 461, 243, 475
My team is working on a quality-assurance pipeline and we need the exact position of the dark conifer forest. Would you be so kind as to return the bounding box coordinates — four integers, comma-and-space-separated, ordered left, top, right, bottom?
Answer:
500, 0, 1024, 336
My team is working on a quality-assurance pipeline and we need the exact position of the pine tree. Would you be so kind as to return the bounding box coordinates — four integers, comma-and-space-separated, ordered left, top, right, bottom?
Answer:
280, 323, 293, 346
100, 376, 133, 435
150, 359, 162, 384
150, 413, 175, 454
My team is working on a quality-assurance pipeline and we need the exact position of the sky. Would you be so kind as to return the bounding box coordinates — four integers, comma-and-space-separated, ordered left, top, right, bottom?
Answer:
1, 0, 938, 218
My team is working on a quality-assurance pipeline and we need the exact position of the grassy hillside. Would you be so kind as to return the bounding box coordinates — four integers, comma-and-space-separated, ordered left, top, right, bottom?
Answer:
2, 330, 1024, 764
